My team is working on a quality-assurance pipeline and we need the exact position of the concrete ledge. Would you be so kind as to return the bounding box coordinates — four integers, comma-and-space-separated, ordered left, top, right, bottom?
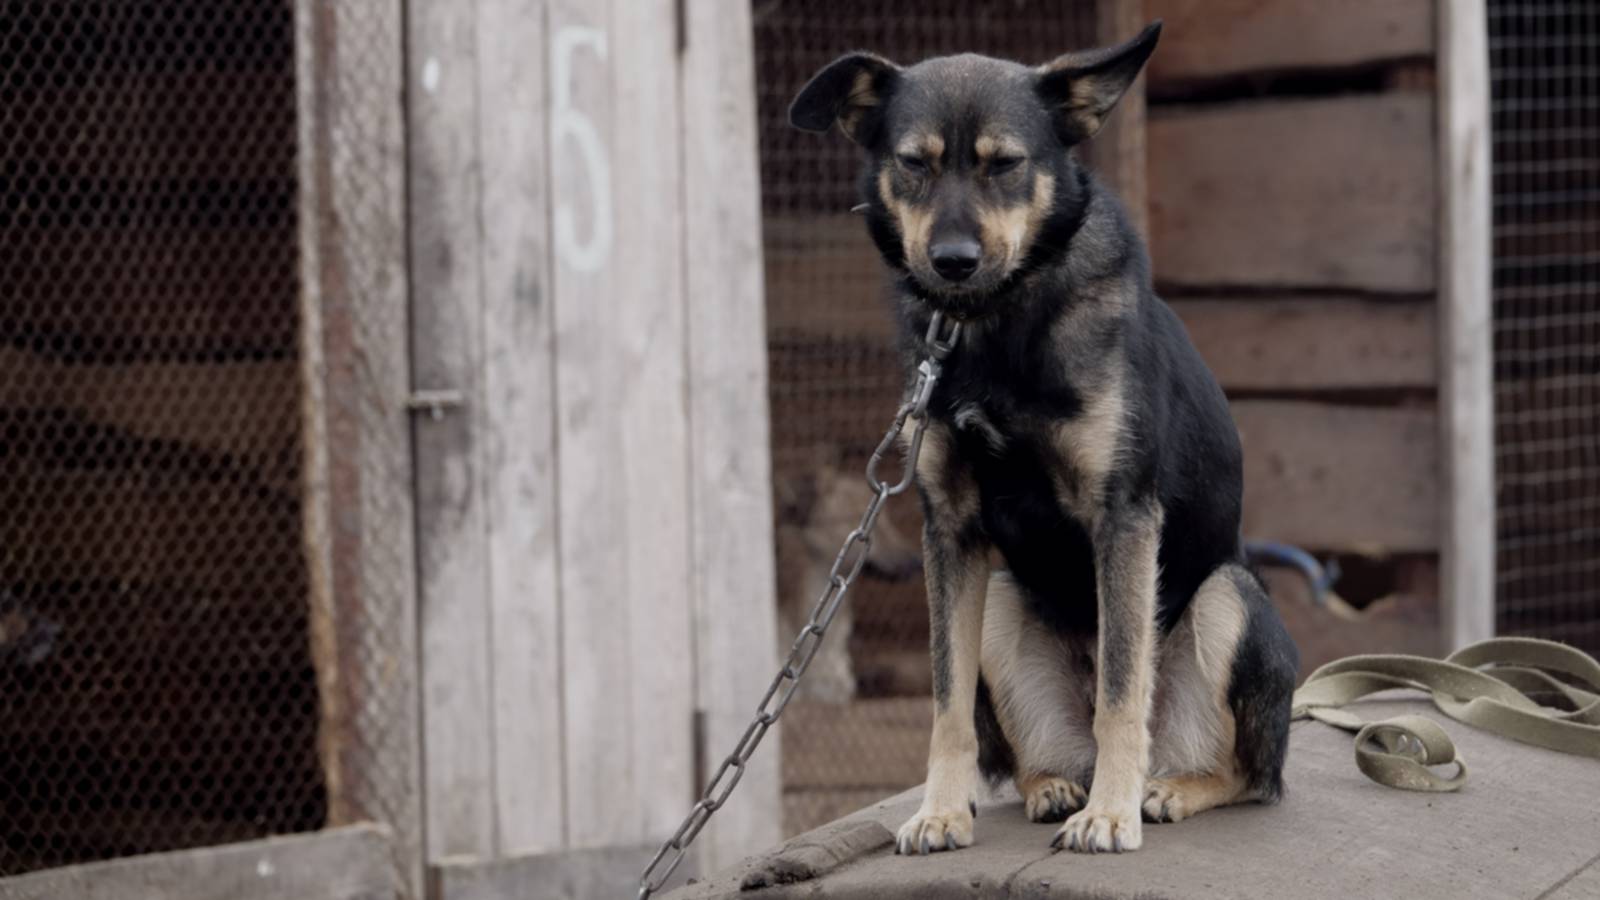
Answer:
0, 825, 398, 900
670, 698, 1600, 899
431, 844, 662, 900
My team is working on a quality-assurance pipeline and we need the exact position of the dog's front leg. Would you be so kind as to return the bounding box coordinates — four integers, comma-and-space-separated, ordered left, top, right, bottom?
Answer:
896, 499, 989, 854
1056, 502, 1161, 853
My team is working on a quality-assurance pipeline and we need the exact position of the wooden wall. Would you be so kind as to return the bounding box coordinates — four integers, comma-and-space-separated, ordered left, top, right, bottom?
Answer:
757, 2, 1454, 677
1146, 0, 1446, 667
405, 0, 778, 884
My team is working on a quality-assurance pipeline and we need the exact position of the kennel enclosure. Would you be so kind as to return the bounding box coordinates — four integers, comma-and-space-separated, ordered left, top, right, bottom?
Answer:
3, 1, 1594, 898
1, 0, 777, 896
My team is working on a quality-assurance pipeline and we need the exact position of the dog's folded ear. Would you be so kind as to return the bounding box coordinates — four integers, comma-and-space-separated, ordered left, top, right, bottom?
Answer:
789, 52, 901, 146
1036, 21, 1161, 145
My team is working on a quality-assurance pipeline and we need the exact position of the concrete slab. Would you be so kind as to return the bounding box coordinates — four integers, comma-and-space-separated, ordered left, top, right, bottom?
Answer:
669, 699, 1600, 899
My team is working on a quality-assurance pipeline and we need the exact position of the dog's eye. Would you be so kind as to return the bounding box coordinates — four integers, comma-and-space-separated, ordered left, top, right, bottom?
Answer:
990, 155, 1025, 174
897, 154, 929, 173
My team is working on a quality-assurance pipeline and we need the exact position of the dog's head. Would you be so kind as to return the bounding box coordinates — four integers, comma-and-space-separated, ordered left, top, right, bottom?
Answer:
789, 23, 1160, 318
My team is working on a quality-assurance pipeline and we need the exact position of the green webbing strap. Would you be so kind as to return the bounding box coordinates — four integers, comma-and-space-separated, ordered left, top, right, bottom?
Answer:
1290, 637, 1600, 792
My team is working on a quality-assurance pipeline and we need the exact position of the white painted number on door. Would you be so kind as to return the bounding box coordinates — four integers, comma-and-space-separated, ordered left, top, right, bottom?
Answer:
551, 27, 612, 272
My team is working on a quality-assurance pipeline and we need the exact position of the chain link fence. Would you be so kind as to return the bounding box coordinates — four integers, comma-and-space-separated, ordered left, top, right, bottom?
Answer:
0, 0, 315, 874
1488, 0, 1600, 652
294, 0, 419, 890
751, 0, 1099, 837
0, 0, 417, 888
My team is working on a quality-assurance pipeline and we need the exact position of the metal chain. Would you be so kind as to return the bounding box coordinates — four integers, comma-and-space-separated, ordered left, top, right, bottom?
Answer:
637, 312, 961, 899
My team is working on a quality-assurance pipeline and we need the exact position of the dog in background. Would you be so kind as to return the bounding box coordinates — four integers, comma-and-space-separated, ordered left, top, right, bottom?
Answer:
775, 463, 922, 703
790, 21, 1298, 855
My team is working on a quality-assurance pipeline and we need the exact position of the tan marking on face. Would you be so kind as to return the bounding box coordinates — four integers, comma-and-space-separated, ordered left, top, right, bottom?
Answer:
896, 132, 945, 165
975, 133, 1027, 161
1049, 363, 1124, 524
879, 167, 936, 269
974, 171, 1056, 274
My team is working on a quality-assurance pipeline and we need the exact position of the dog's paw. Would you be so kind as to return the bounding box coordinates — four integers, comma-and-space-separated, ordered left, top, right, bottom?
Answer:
1051, 803, 1142, 853
895, 802, 975, 855
1023, 777, 1087, 823
1141, 778, 1194, 823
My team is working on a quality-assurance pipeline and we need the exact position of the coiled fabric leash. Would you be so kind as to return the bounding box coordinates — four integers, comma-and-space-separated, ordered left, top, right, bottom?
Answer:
1292, 637, 1600, 792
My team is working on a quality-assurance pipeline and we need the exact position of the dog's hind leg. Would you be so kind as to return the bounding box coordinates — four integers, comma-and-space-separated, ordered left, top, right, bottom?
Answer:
1145, 563, 1297, 822
979, 571, 1097, 823
1226, 563, 1298, 804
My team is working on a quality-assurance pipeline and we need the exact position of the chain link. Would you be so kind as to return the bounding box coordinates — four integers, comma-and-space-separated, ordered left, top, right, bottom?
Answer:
637, 312, 961, 899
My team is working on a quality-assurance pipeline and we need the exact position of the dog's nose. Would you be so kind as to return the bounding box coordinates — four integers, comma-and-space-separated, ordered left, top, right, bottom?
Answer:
930, 241, 981, 282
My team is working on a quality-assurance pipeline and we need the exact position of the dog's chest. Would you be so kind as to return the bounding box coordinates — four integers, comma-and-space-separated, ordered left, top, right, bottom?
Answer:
945, 383, 1120, 526
944, 396, 1098, 538
943, 397, 1100, 617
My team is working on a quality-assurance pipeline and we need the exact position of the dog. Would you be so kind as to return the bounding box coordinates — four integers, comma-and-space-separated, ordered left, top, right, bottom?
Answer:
775, 463, 922, 702
788, 21, 1299, 855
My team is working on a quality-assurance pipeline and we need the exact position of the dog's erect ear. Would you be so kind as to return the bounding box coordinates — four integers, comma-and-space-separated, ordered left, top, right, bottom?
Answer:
1036, 21, 1161, 145
789, 52, 901, 146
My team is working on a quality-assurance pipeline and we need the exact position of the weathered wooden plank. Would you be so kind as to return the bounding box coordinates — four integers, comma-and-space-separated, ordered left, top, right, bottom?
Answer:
0, 826, 398, 900
610, 0, 698, 851
12, 72, 294, 181
7, 229, 299, 353
681, 0, 784, 871
1146, 0, 1434, 84
1169, 297, 1437, 390
764, 242, 1440, 393
0, 455, 297, 595
0, 349, 299, 461
431, 845, 667, 900
406, 0, 496, 860
475, 0, 565, 857
1437, 0, 1495, 650
295, 0, 422, 890
548, 0, 697, 849
1149, 95, 1437, 292
1234, 401, 1439, 553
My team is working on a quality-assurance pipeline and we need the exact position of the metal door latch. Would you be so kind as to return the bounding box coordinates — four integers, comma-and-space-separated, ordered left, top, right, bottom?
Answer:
406, 389, 464, 420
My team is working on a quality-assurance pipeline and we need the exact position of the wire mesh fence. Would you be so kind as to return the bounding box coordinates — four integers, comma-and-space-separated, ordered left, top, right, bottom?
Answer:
0, 0, 415, 884
751, 0, 1099, 836
0, 0, 316, 874
1488, 0, 1600, 652
294, 0, 419, 888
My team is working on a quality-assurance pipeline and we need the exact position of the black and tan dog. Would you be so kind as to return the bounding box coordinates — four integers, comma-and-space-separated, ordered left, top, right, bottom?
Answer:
789, 22, 1299, 855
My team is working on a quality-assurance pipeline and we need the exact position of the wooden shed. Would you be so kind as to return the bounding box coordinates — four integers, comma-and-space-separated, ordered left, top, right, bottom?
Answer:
1, 1, 1594, 899
1, 0, 779, 897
